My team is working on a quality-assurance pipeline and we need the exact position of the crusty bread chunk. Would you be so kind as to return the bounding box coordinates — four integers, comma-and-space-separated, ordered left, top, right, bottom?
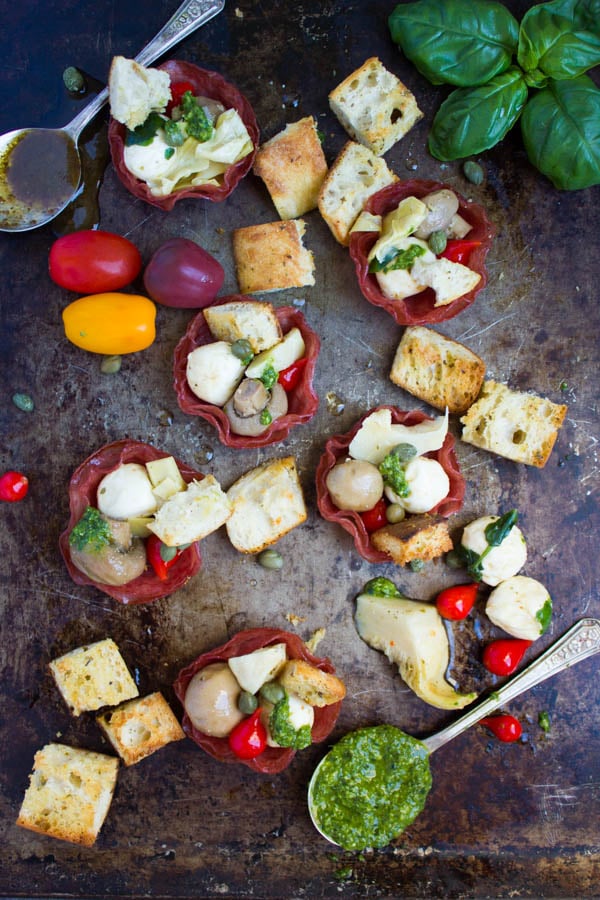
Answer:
49, 638, 138, 716
278, 659, 346, 707
97, 692, 185, 766
370, 514, 452, 566
461, 380, 568, 467
390, 325, 486, 414
318, 141, 398, 245
253, 116, 328, 219
203, 299, 282, 354
233, 220, 315, 294
108, 56, 171, 130
17, 743, 119, 847
148, 476, 232, 547
226, 457, 307, 553
329, 57, 423, 156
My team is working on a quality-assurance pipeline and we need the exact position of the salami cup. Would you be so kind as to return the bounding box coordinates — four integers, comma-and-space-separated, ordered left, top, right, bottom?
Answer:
173, 295, 320, 449
108, 59, 259, 210
349, 178, 495, 326
59, 440, 203, 605
173, 628, 344, 775
316, 406, 465, 564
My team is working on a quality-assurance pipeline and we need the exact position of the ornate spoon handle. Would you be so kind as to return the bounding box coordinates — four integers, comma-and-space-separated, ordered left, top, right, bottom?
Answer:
424, 618, 600, 754
65, 0, 225, 139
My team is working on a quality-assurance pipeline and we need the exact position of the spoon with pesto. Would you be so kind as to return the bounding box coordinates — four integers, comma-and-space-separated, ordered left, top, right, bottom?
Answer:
308, 617, 600, 851
0, 0, 225, 233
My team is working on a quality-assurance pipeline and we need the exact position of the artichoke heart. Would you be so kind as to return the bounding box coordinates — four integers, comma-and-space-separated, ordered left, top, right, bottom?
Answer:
355, 593, 476, 710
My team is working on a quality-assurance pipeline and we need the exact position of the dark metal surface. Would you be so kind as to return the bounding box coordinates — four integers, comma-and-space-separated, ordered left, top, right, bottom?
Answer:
1, 1, 599, 897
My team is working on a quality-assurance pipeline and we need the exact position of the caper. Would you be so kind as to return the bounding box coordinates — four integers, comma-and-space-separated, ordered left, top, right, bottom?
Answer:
386, 503, 406, 524
159, 544, 178, 563
391, 443, 417, 463
231, 339, 254, 365
257, 549, 283, 570
445, 549, 464, 569
409, 559, 425, 572
12, 393, 34, 412
260, 681, 285, 704
463, 160, 484, 185
100, 355, 122, 374
428, 230, 447, 255
62, 66, 85, 94
512, 429, 526, 445
238, 690, 258, 715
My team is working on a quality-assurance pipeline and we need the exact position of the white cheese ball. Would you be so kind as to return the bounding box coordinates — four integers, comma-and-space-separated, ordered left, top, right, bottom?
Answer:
186, 342, 245, 406
262, 693, 315, 748
486, 576, 552, 640
386, 457, 450, 514
461, 515, 527, 587
96, 463, 158, 520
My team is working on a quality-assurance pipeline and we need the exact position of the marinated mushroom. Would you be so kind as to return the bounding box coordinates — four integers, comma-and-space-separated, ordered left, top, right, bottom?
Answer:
69, 513, 147, 586
233, 378, 270, 417
326, 459, 384, 512
183, 662, 244, 737
224, 381, 288, 436
414, 190, 460, 239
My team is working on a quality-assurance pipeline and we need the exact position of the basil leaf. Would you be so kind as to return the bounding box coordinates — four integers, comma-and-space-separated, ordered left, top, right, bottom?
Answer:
125, 112, 165, 146
521, 75, 600, 189
388, 0, 519, 87
429, 67, 528, 160
536, 597, 553, 634
534, 0, 600, 36
459, 546, 484, 581
518, 7, 600, 78
484, 509, 519, 547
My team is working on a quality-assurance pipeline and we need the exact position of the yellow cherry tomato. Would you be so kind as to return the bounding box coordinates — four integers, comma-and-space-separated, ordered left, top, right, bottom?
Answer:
62, 293, 156, 355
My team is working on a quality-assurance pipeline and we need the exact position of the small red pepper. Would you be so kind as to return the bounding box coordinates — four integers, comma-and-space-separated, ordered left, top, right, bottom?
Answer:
479, 714, 522, 743
278, 357, 308, 392
360, 497, 388, 533
482, 639, 532, 676
146, 533, 181, 582
435, 583, 479, 620
166, 80, 195, 114
228, 709, 268, 759
0, 470, 29, 502
441, 239, 482, 265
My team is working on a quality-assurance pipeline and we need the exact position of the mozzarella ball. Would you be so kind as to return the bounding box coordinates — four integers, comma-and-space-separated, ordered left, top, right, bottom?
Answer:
461, 515, 527, 587
393, 457, 450, 514
186, 342, 245, 406
325, 459, 384, 511
183, 662, 244, 737
486, 576, 552, 640
96, 463, 158, 520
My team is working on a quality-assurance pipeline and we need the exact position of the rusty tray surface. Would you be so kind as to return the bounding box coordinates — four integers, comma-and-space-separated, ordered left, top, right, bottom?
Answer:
0, 1, 599, 897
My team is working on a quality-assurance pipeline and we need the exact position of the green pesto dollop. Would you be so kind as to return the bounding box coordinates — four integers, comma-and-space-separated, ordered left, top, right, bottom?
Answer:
309, 725, 432, 851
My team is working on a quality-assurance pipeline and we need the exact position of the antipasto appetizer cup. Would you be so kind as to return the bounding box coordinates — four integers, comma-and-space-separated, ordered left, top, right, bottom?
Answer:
59, 439, 231, 604
108, 59, 259, 210
173, 295, 320, 448
174, 628, 346, 774
349, 179, 495, 325
316, 406, 465, 566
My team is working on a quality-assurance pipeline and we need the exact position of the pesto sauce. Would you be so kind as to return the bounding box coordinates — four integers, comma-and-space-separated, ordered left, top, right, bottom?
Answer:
310, 725, 432, 851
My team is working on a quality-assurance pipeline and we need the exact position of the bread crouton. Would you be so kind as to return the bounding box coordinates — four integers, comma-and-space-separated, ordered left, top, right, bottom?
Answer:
390, 325, 486, 414
17, 743, 119, 846
232, 220, 315, 294
203, 299, 282, 353
370, 514, 452, 566
253, 116, 328, 219
49, 638, 138, 716
147, 476, 232, 547
108, 56, 171, 130
97, 692, 185, 766
278, 659, 346, 707
460, 380, 568, 467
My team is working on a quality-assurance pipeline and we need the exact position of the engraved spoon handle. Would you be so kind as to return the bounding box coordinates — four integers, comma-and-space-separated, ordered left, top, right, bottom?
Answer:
65, 0, 225, 139
424, 618, 600, 754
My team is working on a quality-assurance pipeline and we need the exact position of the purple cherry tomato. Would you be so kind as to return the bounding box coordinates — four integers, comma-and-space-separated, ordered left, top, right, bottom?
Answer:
143, 238, 225, 308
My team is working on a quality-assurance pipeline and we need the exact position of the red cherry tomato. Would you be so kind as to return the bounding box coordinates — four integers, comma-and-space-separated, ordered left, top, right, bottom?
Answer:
479, 714, 522, 743
146, 534, 182, 581
435, 583, 478, 620
49, 230, 142, 293
166, 80, 195, 114
360, 497, 388, 533
228, 709, 268, 759
278, 357, 308, 392
143, 238, 225, 308
441, 239, 482, 265
482, 639, 532, 676
0, 470, 29, 502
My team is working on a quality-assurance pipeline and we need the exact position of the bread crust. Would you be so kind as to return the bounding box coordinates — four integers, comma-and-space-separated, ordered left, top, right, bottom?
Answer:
97, 692, 185, 766
370, 514, 452, 566
49, 638, 139, 716
233, 220, 315, 293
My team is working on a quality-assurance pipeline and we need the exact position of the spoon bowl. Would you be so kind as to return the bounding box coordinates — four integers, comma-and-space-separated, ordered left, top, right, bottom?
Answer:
308, 617, 600, 849
0, 0, 225, 233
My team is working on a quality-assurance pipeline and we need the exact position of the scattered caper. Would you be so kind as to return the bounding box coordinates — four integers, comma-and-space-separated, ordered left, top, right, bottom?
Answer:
512, 429, 526, 445
260, 681, 285, 704
445, 549, 464, 569
238, 690, 258, 715
409, 559, 425, 572
257, 548, 283, 570
62, 66, 86, 94
428, 230, 447, 255
386, 503, 406, 524
391, 443, 417, 463
231, 339, 254, 365
12, 393, 34, 412
463, 160, 484, 185
160, 544, 178, 563
100, 355, 122, 374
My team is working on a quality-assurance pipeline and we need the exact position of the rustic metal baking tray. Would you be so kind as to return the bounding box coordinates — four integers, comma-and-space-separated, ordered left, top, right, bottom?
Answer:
1, 0, 599, 897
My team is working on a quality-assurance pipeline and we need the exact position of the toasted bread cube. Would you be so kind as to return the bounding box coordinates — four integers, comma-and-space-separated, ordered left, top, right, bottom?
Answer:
148, 476, 232, 547
278, 659, 346, 707
370, 514, 452, 566
16, 743, 119, 847
203, 299, 282, 354
232, 220, 315, 294
108, 56, 171, 130
97, 692, 185, 766
49, 638, 139, 716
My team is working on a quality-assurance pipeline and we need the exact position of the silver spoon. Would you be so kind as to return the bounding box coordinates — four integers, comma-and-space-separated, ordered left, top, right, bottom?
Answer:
308, 617, 600, 848
0, 0, 225, 233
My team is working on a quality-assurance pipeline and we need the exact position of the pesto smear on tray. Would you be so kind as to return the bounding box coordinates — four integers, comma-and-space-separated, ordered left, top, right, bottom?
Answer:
309, 724, 432, 850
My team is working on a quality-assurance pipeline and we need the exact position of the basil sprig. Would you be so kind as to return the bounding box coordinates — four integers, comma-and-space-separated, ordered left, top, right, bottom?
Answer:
389, 0, 600, 189
459, 509, 519, 581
